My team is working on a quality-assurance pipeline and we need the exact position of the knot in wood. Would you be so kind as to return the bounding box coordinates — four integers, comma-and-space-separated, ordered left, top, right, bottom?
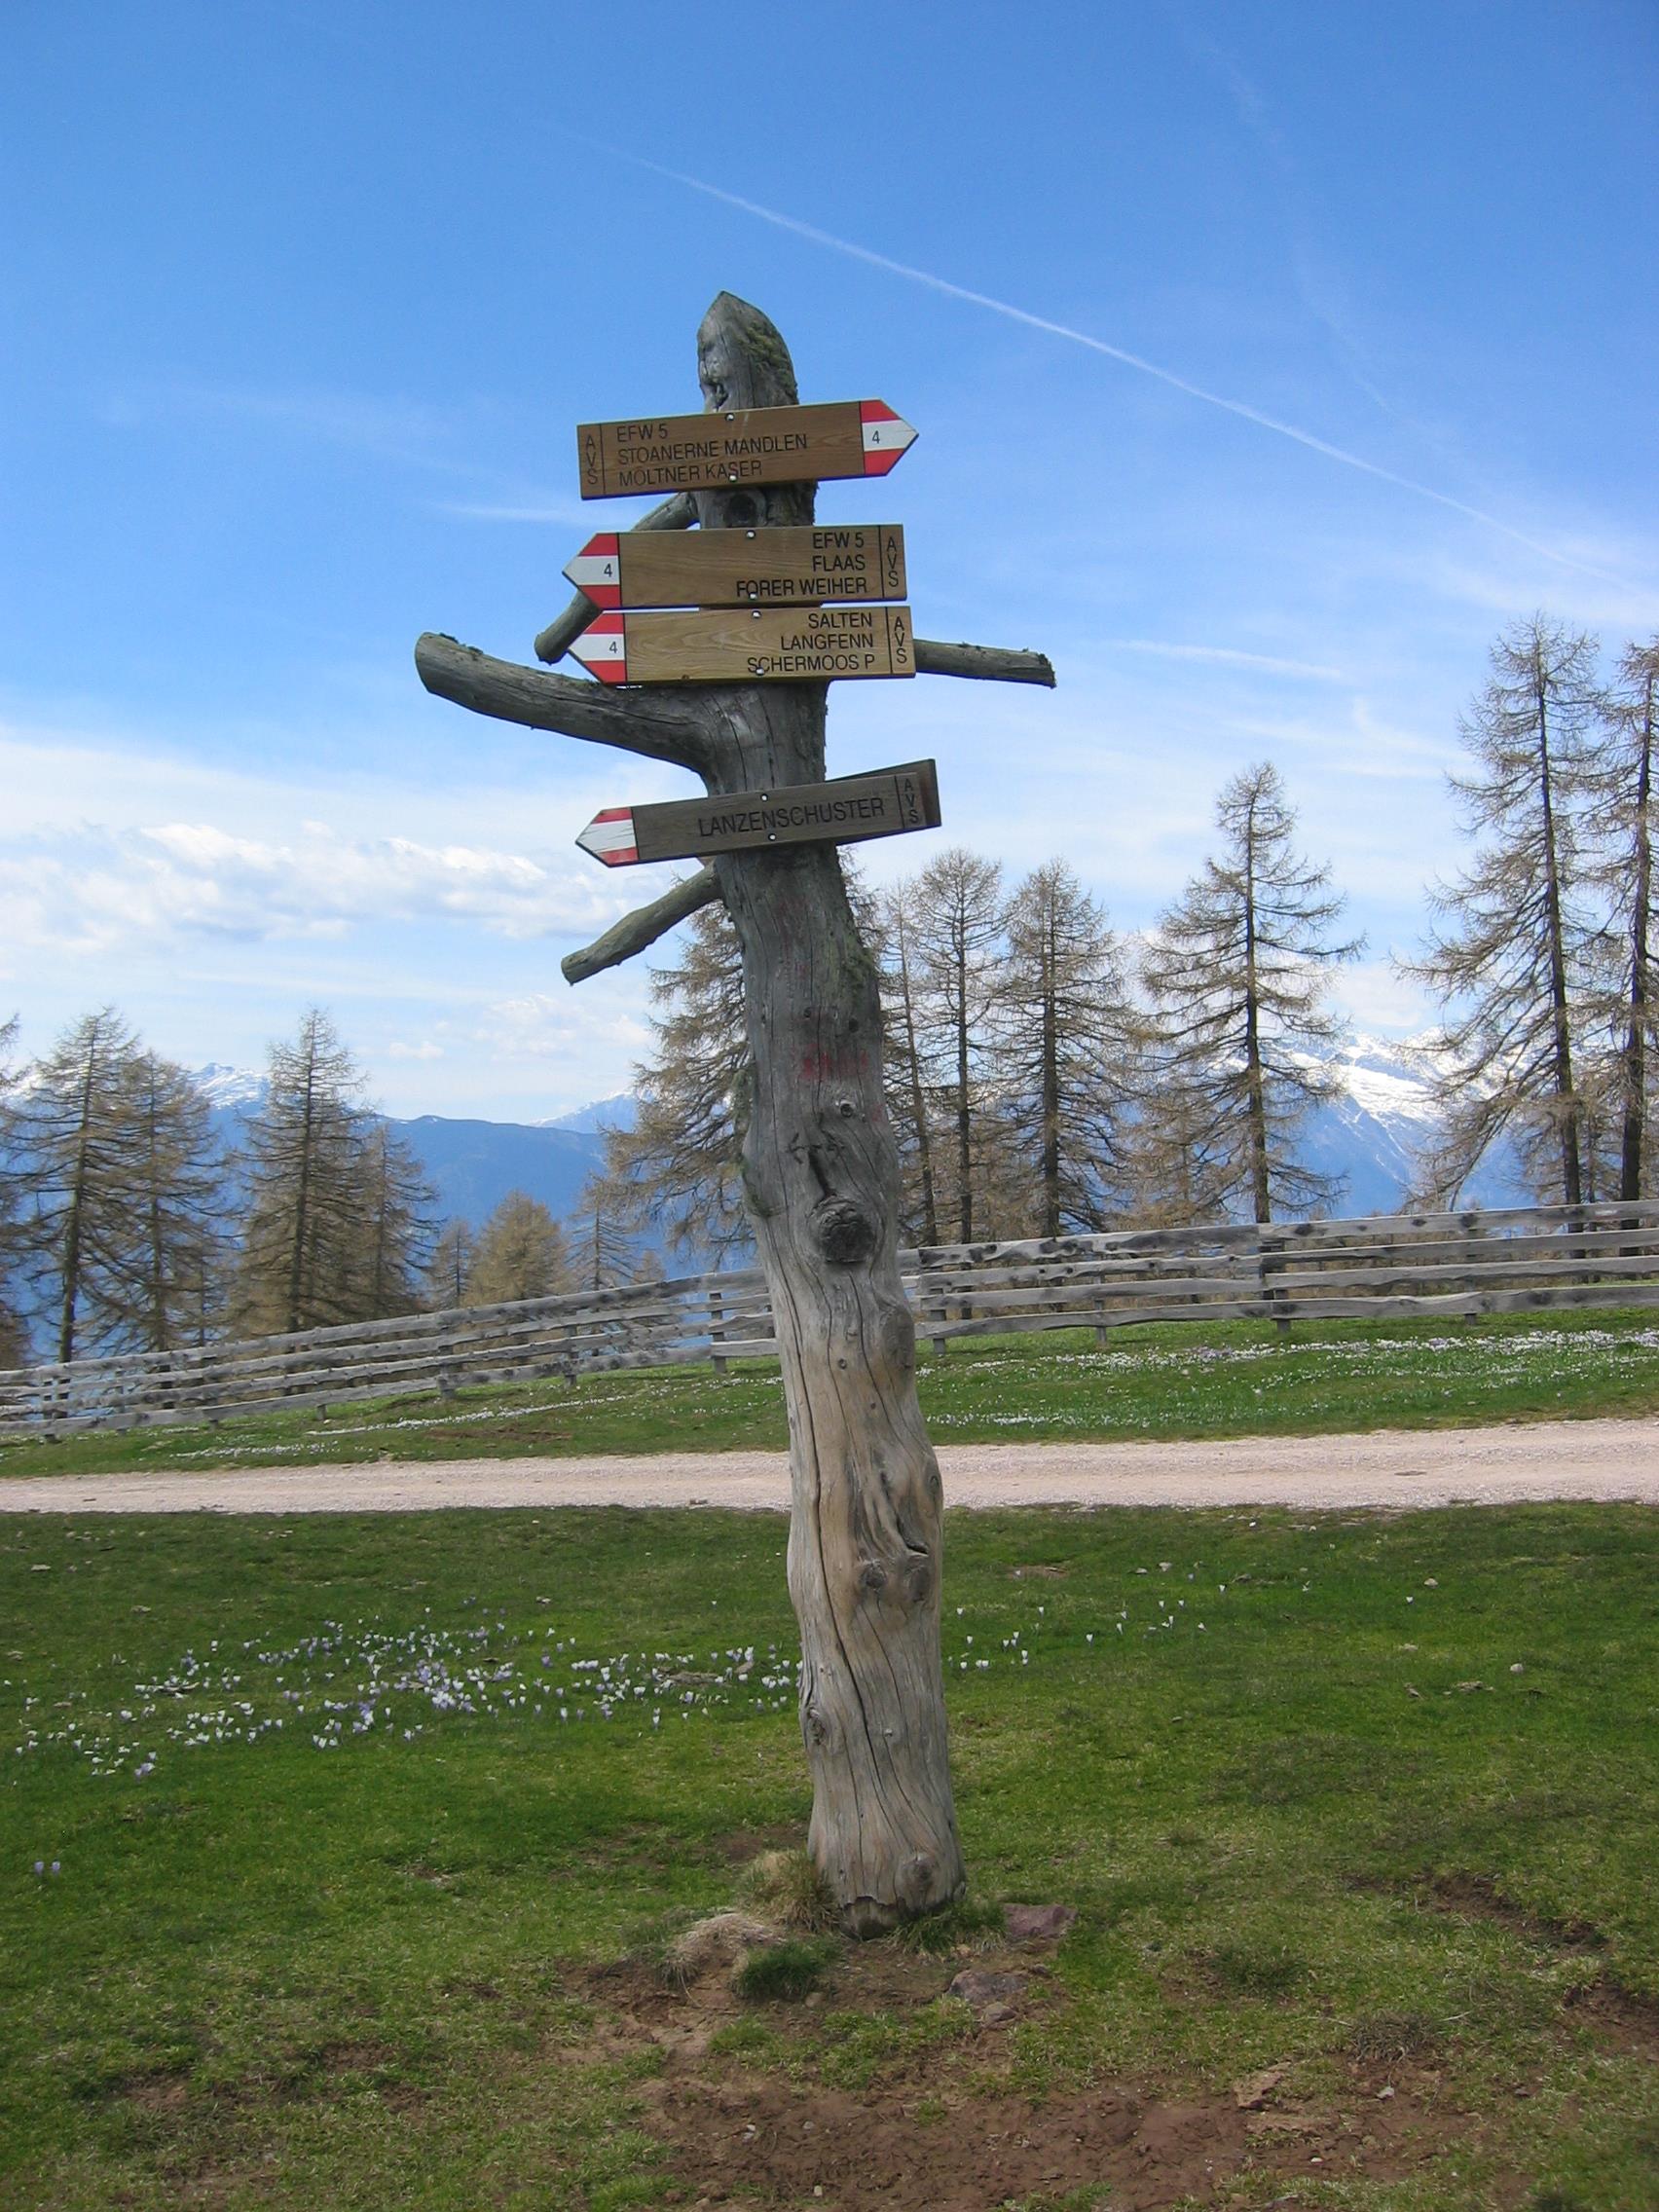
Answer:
857, 1559, 888, 1595
834, 1095, 858, 1119
802, 1704, 834, 1751
896, 1852, 936, 1911
810, 1195, 877, 1267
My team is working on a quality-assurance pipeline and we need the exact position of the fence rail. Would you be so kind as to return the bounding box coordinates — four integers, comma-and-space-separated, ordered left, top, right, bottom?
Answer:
4, 1200, 1658, 1437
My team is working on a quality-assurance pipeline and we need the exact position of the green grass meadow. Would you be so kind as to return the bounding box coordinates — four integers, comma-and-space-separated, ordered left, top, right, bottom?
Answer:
4, 1500, 1657, 2208
5, 1307, 1659, 1481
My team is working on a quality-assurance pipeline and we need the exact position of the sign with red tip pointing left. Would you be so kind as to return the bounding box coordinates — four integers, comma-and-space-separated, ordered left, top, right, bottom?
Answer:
576, 761, 941, 867
569, 605, 914, 686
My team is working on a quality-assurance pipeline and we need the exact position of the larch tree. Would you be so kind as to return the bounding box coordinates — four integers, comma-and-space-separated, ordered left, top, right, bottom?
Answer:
875, 880, 942, 1244
567, 1176, 637, 1292
592, 899, 752, 1264
1142, 762, 1360, 1224
998, 860, 1137, 1235
236, 1009, 374, 1336
0, 1016, 28, 1365
469, 1190, 572, 1305
353, 1120, 434, 1319
115, 1049, 226, 1351
424, 1218, 476, 1309
10, 1009, 151, 1361
1593, 635, 1659, 1200
907, 848, 1006, 1242
1402, 616, 1603, 1206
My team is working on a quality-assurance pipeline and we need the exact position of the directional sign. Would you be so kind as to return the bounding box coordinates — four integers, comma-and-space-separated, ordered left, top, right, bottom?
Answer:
577, 761, 941, 867
576, 401, 917, 499
564, 524, 906, 611
570, 604, 915, 686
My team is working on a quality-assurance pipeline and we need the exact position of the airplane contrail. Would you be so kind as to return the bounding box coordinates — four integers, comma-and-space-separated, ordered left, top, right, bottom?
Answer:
598, 148, 1637, 591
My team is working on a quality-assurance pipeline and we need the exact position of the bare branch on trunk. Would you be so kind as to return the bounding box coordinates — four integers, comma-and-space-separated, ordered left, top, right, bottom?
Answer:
562, 866, 722, 985
414, 633, 711, 771
914, 638, 1055, 686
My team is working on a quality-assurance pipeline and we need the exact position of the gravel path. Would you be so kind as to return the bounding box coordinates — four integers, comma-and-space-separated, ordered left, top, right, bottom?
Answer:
3, 1419, 1656, 1514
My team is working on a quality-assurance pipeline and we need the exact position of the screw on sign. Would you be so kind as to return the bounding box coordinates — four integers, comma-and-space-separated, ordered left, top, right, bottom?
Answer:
413, 292, 1054, 1934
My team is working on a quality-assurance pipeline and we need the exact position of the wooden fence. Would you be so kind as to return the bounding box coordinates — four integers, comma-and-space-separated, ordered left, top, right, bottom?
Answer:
3, 1199, 1657, 1438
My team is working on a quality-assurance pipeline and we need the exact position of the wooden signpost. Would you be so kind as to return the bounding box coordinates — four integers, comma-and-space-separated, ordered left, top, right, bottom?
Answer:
564, 523, 905, 609
568, 603, 914, 685
576, 761, 940, 866
577, 399, 917, 498
415, 293, 1053, 1935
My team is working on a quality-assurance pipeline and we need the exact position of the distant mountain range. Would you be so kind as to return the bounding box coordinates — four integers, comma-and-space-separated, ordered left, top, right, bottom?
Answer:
196, 1036, 1528, 1236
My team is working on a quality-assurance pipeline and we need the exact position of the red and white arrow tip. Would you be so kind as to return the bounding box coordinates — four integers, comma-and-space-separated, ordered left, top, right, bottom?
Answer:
569, 610, 628, 684
576, 804, 639, 866
563, 533, 621, 608
860, 400, 917, 475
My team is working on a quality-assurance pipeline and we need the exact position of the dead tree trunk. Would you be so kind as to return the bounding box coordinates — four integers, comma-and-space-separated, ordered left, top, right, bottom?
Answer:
690, 295, 963, 1931
415, 293, 1055, 1930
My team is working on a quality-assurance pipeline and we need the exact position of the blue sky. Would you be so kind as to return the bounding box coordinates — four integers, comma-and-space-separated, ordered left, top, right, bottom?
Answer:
4, 0, 1655, 1118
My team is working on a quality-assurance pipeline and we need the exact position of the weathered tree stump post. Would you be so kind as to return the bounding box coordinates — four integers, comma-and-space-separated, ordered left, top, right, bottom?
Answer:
416, 292, 1053, 1932
689, 299, 965, 1930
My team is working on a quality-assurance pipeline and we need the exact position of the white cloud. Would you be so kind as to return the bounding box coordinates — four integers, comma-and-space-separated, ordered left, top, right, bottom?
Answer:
0, 821, 621, 954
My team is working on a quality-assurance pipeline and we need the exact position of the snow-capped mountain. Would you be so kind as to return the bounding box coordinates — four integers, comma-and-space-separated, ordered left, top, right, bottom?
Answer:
1297, 1033, 1529, 1215
538, 1093, 638, 1135
176, 1036, 1528, 1236
192, 1061, 269, 1111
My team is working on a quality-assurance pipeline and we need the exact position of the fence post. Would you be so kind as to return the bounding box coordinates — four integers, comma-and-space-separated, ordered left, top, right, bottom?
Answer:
709, 1283, 728, 1378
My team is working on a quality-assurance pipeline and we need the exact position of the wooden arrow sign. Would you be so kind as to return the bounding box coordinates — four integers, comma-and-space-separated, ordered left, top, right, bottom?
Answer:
577, 760, 940, 867
570, 604, 914, 685
576, 401, 917, 499
564, 524, 906, 610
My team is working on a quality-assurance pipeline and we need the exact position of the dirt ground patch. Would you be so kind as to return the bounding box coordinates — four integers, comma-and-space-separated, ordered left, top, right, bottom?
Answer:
570, 1936, 1474, 2210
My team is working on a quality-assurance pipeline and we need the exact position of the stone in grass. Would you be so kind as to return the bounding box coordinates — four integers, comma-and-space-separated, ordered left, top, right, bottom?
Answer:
946, 1968, 1031, 2022
1004, 1902, 1078, 1943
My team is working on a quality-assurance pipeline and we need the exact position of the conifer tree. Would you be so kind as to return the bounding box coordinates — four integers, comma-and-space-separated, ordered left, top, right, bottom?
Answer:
1403, 616, 1603, 1205
236, 1009, 374, 1335
115, 1049, 226, 1350
469, 1190, 572, 1304
0, 1017, 28, 1365
353, 1120, 434, 1319
10, 1009, 152, 1360
593, 899, 751, 1262
567, 1177, 637, 1292
998, 860, 1137, 1235
1142, 763, 1359, 1223
876, 881, 941, 1244
1593, 635, 1659, 1199
424, 1219, 475, 1309
907, 848, 1005, 1241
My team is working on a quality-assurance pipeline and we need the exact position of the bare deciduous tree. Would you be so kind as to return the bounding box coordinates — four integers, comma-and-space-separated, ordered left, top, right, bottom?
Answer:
908, 848, 1005, 1242
1402, 616, 1603, 1205
999, 860, 1138, 1235
592, 900, 751, 1265
1594, 635, 1659, 1199
237, 1010, 375, 1335
1142, 763, 1359, 1223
